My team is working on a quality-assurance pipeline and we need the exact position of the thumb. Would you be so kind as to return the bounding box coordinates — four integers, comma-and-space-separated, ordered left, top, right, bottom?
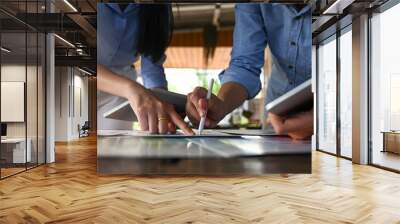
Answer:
189, 87, 208, 117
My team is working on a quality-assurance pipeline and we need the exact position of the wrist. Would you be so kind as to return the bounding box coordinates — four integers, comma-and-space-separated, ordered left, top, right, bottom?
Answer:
216, 96, 232, 118
217, 82, 248, 117
125, 81, 143, 102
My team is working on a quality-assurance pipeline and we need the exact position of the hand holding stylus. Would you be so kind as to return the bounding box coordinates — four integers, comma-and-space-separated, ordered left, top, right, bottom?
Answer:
198, 79, 214, 135
186, 82, 228, 131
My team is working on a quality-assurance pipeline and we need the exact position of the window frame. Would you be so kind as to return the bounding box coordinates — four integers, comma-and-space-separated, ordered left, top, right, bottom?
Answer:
315, 21, 353, 160
367, 0, 400, 173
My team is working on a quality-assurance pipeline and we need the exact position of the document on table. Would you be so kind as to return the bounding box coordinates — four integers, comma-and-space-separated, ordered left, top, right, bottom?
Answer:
217, 128, 277, 136
97, 128, 281, 138
97, 129, 236, 138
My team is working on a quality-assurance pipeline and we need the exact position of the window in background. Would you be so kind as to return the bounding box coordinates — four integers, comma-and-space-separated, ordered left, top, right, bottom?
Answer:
370, 3, 400, 171
317, 36, 337, 154
165, 68, 222, 95
339, 28, 352, 158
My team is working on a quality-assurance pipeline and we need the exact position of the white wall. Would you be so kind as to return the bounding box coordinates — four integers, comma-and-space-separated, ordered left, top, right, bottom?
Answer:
1, 63, 46, 164
1, 65, 26, 141
1, 65, 32, 138
1, 82, 25, 122
55, 67, 69, 141
55, 67, 89, 141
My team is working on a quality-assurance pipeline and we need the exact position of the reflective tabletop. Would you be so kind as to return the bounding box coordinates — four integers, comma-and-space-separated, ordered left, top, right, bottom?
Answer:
97, 135, 311, 175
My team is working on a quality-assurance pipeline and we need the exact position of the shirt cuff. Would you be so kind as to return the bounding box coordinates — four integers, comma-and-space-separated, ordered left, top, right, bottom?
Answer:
219, 66, 262, 99
142, 74, 168, 89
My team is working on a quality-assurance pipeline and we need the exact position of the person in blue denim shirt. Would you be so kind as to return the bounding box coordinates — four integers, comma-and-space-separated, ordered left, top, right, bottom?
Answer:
97, 3, 193, 135
186, 4, 313, 139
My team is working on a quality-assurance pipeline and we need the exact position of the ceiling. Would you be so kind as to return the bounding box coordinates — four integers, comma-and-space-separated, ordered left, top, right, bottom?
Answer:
164, 46, 232, 69
173, 3, 235, 31
165, 29, 233, 69
4, 0, 382, 71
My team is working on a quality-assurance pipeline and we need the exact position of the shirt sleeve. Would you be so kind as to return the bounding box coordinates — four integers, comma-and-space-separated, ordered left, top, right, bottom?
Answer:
219, 4, 268, 99
140, 54, 168, 89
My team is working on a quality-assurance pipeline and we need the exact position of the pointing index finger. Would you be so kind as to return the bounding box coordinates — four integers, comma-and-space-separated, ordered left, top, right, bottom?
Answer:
168, 109, 195, 135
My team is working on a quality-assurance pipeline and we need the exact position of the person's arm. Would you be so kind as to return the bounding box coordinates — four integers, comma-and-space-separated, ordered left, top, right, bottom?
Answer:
97, 64, 194, 135
186, 4, 268, 127
97, 64, 145, 100
217, 82, 248, 114
266, 5, 313, 140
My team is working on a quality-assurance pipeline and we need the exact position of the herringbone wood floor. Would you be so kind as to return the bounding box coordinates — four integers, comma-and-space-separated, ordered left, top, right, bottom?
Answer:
1, 135, 400, 224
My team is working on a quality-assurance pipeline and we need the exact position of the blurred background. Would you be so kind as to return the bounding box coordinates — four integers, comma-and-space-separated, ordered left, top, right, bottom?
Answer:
134, 3, 271, 129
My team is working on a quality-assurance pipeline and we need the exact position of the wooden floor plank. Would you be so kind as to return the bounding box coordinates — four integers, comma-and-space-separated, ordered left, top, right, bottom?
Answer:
0, 135, 399, 224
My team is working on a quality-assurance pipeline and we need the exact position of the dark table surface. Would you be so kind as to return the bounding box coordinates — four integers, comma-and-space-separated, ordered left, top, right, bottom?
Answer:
97, 134, 311, 175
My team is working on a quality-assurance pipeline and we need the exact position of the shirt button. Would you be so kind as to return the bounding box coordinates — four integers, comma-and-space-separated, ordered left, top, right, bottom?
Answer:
289, 81, 294, 85
288, 65, 294, 69
290, 41, 296, 46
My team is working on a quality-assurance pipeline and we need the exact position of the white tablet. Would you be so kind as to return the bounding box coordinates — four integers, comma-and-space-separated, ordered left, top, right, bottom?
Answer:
265, 79, 313, 116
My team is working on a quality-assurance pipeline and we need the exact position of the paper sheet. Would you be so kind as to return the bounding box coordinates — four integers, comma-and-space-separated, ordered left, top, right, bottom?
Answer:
97, 129, 236, 138
217, 128, 277, 136
97, 128, 281, 138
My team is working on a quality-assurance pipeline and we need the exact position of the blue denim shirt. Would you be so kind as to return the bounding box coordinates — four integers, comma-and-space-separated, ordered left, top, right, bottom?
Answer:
219, 4, 312, 103
97, 3, 168, 89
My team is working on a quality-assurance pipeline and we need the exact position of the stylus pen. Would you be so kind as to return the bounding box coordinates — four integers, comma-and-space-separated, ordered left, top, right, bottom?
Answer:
198, 78, 214, 135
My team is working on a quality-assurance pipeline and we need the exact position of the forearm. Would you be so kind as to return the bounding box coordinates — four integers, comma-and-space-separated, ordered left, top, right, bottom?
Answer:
97, 64, 144, 100
217, 82, 248, 116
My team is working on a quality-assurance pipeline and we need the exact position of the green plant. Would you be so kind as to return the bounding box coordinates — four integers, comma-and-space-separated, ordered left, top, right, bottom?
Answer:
196, 70, 221, 95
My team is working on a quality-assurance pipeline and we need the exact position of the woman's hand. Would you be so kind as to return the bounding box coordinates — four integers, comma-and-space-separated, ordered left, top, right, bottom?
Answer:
127, 85, 194, 135
97, 65, 194, 135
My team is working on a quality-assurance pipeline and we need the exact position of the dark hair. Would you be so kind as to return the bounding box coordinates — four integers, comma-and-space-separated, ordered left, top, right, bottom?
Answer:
137, 4, 173, 63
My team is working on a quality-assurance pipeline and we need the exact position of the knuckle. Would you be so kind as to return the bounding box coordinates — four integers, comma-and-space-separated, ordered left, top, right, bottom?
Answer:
273, 125, 284, 135
189, 93, 196, 102
137, 106, 147, 115
156, 101, 164, 108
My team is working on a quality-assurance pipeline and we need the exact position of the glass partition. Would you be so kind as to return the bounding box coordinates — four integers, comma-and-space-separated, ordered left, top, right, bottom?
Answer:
339, 28, 352, 158
0, 0, 46, 179
27, 30, 38, 169
38, 32, 45, 165
317, 36, 337, 154
1, 31, 28, 177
